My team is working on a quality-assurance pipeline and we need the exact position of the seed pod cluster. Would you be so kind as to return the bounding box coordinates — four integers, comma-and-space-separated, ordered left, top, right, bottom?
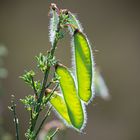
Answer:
48, 4, 95, 131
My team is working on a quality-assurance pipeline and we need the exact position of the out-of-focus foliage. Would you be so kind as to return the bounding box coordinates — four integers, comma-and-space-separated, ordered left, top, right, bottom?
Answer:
0, 45, 8, 92
0, 44, 12, 140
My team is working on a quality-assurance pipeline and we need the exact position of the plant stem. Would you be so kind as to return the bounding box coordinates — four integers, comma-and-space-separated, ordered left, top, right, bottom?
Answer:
45, 81, 52, 89
30, 110, 33, 121
34, 106, 52, 138
33, 83, 59, 139
31, 77, 38, 98
48, 128, 60, 140
11, 95, 20, 140
28, 25, 61, 138
44, 83, 59, 103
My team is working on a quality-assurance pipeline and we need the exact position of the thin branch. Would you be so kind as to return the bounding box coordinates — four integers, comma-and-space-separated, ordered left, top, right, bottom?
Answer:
29, 68, 50, 132
10, 95, 20, 140
32, 83, 59, 139
45, 81, 53, 89
28, 11, 61, 138
29, 27, 60, 133
31, 76, 38, 98
30, 110, 33, 121
45, 83, 59, 103
34, 106, 52, 138
48, 128, 60, 140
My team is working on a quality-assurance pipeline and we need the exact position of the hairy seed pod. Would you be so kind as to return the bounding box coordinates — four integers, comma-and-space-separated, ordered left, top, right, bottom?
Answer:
73, 30, 94, 103
49, 91, 71, 124
67, 12, 83, 33
55, 64, 85, 130
49, 3, 59, 46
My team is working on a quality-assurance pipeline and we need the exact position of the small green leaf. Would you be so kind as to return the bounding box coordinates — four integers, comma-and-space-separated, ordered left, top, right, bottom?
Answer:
20, 95, 37, 111
73, 30, 94, 103
20, 70, 35, 85
55, 64, 85, 130
36, 53, 47, 72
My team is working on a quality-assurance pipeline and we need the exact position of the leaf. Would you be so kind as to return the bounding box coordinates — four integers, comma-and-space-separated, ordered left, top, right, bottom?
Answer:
55, 64, 85, 130
73, 30, 94, 103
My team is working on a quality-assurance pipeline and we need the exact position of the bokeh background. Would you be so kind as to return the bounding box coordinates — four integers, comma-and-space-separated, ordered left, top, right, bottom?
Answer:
0, 0, 140, 140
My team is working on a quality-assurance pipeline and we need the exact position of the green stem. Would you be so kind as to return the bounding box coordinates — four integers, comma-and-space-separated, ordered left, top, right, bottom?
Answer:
11, 96, 20, 140
45, 81, 53, 89
34, 106, 52, 138
48, 128, 60, 140
31, 77, 38, 98
33, 83, 59, 139
28, 28, 60, 138
44, 83, 59, 103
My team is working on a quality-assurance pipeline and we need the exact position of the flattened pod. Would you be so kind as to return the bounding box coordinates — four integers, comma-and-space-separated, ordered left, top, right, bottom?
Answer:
49, 3, 59, 46
49, 91, 71, 125
55, 64, 84, 130
67, 12, 83, 32
73, 30, 94, 103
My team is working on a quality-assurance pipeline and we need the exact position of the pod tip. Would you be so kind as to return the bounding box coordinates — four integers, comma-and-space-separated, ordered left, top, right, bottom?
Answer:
54, 62, 66, 70
50, 3, 57, 10
74, 29, 80, 35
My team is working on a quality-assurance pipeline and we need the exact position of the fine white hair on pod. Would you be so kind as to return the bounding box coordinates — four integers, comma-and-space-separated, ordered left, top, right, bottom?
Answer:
68, 12, 83, 32
70, 38, 78, 90
71, 31, 95, 105
48, 5, 96, 132
67, 11, 95, 104
78, 101, 87, 132
49, 8, 59, 46
48, 102, 72, 128
83, 33, 95, 105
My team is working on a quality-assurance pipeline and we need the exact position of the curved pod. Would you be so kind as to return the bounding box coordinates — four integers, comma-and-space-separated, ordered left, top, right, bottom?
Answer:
73, 30, 94, 103
55, 64, 85, 130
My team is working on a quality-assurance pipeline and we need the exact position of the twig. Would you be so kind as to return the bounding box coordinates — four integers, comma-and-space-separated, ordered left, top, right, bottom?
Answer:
31, 77, 38, 98
10, 95, 20, 140
31, 83, 59, 139
30, 110, 33, 121
27, 10, 61, 139
29, 20, 61, 134
48, 128, 60, 140
35, 106, 53, 137
45, 83, 59, 103
45, 81, 53, 89
29, 68, 50, 132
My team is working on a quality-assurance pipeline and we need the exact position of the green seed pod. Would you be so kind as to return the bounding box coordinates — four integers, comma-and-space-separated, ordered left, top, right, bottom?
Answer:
73, 30, 94, 103
55, 64, 85, 130
49, 3, 59, 46
49, 91, 71, 125
67, 12, 83, 32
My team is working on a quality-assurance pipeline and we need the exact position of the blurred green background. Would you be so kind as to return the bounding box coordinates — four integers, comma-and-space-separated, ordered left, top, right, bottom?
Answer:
0, 0, 140, 140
